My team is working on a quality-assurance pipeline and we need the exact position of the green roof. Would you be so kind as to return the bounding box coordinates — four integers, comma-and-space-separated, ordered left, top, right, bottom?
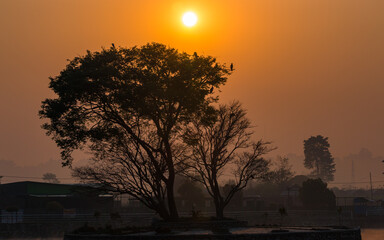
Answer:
26, 182, 73, 195
1, 181, 106, 196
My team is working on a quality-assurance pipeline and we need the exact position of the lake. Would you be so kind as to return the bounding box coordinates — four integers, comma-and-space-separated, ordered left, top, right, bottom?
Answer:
361, 229, 384, 240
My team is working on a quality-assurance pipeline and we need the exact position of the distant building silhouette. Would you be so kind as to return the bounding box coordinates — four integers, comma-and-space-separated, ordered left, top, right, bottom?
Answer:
0, 181, 113, 216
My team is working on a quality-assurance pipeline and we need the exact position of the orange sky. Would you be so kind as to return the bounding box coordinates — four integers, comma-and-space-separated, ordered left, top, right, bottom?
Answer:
0, 0, 383, 184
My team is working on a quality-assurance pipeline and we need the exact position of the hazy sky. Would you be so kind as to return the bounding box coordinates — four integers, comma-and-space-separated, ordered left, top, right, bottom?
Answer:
0, 0, 383, 183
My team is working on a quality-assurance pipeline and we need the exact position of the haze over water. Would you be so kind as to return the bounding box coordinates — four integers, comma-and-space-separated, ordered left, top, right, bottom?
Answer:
0, 1, 383, 184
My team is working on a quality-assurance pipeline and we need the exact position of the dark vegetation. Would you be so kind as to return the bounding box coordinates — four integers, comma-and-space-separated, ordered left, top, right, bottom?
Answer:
39, 43, 230, 220
182, 101, 271, 218
299, 178, 336, 210
39, 42, 272, 220
42, 172, 60, 184
304, 135, 336, 182
39, 42, 341, 223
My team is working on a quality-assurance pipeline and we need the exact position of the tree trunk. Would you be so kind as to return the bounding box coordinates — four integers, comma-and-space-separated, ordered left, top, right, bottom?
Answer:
211, 176, 225, 219
213, 194, 225, 219
156, 201, 171, 220
166, 175, 179, 220
215, 201, 224, 219
164, 138, 179, 220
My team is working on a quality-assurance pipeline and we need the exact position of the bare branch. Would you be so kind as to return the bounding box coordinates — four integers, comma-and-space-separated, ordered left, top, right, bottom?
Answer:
182, 101, 273, 218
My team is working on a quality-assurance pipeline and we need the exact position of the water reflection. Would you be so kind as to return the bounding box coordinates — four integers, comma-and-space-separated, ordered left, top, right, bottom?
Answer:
361, 229, 384, 240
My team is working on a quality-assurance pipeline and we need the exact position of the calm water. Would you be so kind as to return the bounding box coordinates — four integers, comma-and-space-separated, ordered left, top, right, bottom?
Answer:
6, 229, 384, 240
361, 229, 384, 240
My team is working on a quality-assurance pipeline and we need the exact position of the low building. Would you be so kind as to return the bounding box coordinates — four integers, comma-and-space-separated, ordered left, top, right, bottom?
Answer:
0, 181, 113, 216
353, 197, 384, 216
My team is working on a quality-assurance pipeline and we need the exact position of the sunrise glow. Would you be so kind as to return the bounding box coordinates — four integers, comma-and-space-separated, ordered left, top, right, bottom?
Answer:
182, 11, 198, 27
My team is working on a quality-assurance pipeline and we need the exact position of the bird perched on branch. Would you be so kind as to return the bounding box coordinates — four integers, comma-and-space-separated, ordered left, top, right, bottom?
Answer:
230, 63, 234, 71
210, 86, 214, 93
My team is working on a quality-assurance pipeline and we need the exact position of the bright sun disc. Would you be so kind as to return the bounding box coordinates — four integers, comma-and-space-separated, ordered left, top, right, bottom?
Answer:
182, 11, 198, 27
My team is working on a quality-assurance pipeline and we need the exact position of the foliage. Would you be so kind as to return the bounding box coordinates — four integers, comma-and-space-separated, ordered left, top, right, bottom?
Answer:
299, 178, 336, 210
267, 156, 295, 186
287, 175, 309, 186
42, 172, 60, 184
39, 43, 230, 220
183, 101, 272, 218
304, 135, 336, 182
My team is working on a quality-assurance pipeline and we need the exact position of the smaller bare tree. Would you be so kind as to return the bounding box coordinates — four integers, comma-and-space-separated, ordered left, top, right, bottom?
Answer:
267, 156, 295, 186
42, 173, 60, 184
183, 102, 272, 219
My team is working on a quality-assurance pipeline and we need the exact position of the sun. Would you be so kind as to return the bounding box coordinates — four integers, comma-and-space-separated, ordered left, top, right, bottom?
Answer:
182, 11, 198, 27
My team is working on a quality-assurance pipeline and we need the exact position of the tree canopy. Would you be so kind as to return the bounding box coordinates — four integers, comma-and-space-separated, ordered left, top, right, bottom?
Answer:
299, 178, 336, 210
42, 173, 60, 184
267, 156, 295, 186
304, 135, 336, 182
39, 43, 230, 219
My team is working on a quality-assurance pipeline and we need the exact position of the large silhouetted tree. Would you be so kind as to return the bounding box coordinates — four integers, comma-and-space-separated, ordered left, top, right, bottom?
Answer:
183, 102, 272, 219
304, 135, 335, 182
39, 43, 230, 220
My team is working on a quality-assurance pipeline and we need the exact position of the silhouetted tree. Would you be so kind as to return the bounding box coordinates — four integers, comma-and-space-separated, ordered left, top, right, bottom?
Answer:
183, 102, 272, 219
288, 175, 309, 186
304, 135, 335, 182
39, 43, 230, 220
42, 172, 60, 184
267, 156, 295, 186
299, 178, 336, 210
